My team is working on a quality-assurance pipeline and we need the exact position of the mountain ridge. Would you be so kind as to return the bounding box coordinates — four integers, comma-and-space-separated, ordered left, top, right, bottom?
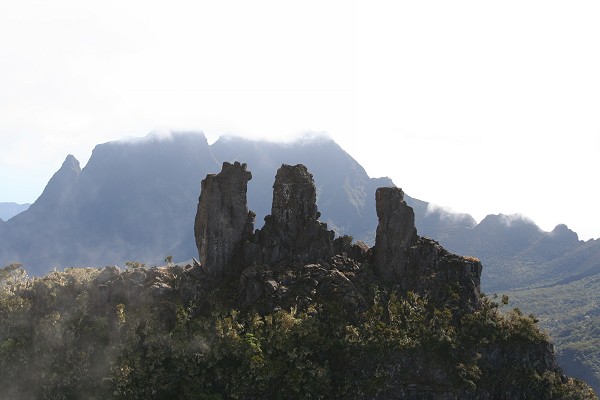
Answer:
0, 202, 31, 221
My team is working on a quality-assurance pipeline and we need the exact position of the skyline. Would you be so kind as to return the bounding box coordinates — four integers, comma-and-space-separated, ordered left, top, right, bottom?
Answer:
1, 1, 599, 240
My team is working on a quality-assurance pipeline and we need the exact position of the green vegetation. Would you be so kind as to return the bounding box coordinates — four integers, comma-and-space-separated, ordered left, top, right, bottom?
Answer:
508, 273, 600, 392
0, 264, 596, 399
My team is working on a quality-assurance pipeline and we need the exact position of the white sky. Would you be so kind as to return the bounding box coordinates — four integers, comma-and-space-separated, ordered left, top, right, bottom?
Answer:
1, 1, 599, 240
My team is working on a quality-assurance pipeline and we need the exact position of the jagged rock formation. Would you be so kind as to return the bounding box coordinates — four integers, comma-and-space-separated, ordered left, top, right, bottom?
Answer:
373, 187, 482, 310
249, 164, 335, 265
194, 162, 254, 278
195, 163, 335, 276
195, 162, 481, 312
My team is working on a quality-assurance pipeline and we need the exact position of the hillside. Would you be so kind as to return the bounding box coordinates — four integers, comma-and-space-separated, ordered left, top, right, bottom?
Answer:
0, 162, 594, 399
507, 247, 600, 392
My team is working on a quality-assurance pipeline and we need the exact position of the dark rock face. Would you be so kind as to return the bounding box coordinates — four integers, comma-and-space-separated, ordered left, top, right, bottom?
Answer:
374, 187, 417, 281
373, 186, 481, 310
405, 238, 482, 310
251, 164, 334, 265
238, 257, 366, 315
194, 163, 334, 279
194, 161, 253, 278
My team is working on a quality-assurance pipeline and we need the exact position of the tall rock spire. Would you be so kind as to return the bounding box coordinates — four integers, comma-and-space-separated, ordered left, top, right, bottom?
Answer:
254, 164, 334, 265
373, 187, 417, 281
194, 161, 254, 278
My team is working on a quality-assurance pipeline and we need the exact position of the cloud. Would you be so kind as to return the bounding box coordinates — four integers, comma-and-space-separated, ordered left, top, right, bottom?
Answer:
497, 213, 536, 228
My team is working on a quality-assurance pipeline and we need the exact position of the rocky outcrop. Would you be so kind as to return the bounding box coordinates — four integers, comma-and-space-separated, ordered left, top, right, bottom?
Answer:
373, 186, 481, 310
194, 163, 335, 278
404, 238, 482, 311
238, 256, 366, 314
249, 164, 335, 265
194, 161, 254, 278
194, 162, 481, 311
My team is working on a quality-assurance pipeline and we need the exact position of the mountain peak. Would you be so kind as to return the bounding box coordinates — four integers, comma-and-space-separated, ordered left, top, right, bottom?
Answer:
31, 154, 81, 208
550, 223, 579, 241
62, 154, 80, 171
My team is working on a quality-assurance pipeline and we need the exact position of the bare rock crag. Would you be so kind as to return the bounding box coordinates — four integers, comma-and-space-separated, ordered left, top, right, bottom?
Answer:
195, 162, 481, 310
194, 161, 254, 278
373, 187, 417, 281
250, 164, 335, 265
373, 186, 482, 310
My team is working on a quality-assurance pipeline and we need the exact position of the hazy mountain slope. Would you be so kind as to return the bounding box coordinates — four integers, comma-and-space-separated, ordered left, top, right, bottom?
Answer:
508, 257, 600, 394
66, 132, 220, 266
0, 155, 82, 271
411, 203, 476, 246
0, 202, 31, 221
488, 226, 590, 291
437, 214, 586, 293
0, 133, 220, 274
538, 238, 600, 286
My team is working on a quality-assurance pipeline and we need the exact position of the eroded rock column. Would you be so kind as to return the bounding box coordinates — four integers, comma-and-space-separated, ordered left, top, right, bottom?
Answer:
194, 161, 253, 278
373, 187, 417, 281
256, 164, 334, 265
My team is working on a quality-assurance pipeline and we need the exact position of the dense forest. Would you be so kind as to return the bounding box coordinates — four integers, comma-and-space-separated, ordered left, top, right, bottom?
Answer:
0, 262, 595, 399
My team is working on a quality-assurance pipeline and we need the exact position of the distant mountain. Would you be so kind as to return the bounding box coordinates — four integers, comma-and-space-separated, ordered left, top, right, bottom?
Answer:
433, 214, 587, 293
0, 202, 31, 221
0, 132, 220, 273
0, 132, 472, 275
